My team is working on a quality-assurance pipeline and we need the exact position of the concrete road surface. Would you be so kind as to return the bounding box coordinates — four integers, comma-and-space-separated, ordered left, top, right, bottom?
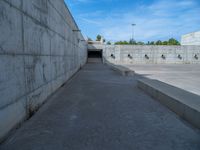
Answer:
1, 64, 200, 150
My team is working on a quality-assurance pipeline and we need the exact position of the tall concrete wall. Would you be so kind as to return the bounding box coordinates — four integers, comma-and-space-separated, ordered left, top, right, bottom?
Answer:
181, 31, 200, 46
0, 0, 87, 141
102, 45, 200, 64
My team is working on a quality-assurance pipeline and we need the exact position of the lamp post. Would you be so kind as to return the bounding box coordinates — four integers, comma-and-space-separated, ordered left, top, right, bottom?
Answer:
131, 24, 136, 41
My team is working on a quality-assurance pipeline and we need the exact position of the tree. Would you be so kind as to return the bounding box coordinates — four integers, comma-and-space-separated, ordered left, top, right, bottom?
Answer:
96, 35, 102, 41
113, 38, 180, 46
156, 40, 162, 45
107, 41, 111, 45
129, 39, 137, 45
147, 41, 151, 45
137, 41, 145, 45
150, 41, 155, 45
115, 41, 129, 45
162, 41, 168, 45
168, 38, 180, 45
146, 38, 180, 45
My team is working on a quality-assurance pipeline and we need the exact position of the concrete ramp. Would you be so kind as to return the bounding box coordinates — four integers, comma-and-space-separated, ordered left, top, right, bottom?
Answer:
87, 58, 102, 63
138, 78, 200, 129
1, 64, 200, 149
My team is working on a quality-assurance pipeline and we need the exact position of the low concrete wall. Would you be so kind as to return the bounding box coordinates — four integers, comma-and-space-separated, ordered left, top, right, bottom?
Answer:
102, 45, 200, 64
0, 0, 87, 141
138, 79, 200, 129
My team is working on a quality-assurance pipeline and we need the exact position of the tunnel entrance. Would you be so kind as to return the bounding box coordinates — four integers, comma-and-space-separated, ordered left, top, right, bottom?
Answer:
87, 50, 103, 63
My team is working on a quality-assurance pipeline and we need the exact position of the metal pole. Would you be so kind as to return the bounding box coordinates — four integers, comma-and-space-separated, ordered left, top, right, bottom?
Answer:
132, 24, 136, 41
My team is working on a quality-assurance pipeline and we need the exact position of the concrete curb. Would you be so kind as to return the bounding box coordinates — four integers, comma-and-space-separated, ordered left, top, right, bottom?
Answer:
105, 61, 135, 76
110, 65, 135, 76
137, 78, 200, 129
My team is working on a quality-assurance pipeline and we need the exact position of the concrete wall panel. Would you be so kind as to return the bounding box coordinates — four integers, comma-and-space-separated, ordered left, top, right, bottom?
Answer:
0, 97, 26, 141
0, 1, 23, 54
23, 16, 51, 55
102, 45, 200, 64
24, 56, 51, 93
0, 55, 25, 109
3, 0, 21, 9
22, 0, 49, 26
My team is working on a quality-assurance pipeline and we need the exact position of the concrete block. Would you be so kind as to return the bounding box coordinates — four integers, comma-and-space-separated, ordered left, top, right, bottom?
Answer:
0, 55, 25, 108
0, 1, 23, 54
106, 61, 135, 76
48, 0, 65, 19
50, 56, 64, 80
3, 0, 21, 9
63, 25, 73, 41
50, 34, 65, 56
48, 2, 66, 37
22, 0, 49, 25
138, 78, 200, 129
0, 97, 26, 141
26, 82, 52, 114
61, 56, 70, 76
23, 16, 51, 55
51, 75, 65, 94
24, 55, 51, 93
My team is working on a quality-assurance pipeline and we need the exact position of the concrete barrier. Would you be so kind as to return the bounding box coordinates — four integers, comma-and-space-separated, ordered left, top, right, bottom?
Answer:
87, 44, 200, 64
105, 60, 135, 76
138, 79, 200, 129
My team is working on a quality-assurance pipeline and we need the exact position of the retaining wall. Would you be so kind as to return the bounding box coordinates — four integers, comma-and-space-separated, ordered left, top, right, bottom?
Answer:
0, 0, 87, 141
103, 45, 200, 64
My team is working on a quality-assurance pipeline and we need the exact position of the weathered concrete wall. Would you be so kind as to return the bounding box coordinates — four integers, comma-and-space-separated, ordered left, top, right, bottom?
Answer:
181, 31, 200, 46
0, 0, 87, 141
102, 45, 200, 64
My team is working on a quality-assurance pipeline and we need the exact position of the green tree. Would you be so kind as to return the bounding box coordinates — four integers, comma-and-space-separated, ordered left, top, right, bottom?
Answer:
114, 38, 180, 46
96, 35, 102, 41
168, 38, 180, 45
137, 41, 145, 45
156, 40, 162, 45
162, 41, 168, 45
115, 41, 129, 45
147, 41, 151, 45
150, 41, 155, 45
107, 41, 111, 45
129, 39, 137, 45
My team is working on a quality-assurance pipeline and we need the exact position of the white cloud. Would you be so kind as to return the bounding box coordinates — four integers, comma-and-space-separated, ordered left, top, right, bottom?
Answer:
74, 0, 200, 42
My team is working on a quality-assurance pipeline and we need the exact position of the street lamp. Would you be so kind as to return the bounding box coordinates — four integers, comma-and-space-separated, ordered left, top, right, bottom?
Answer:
131, 24, 136, 41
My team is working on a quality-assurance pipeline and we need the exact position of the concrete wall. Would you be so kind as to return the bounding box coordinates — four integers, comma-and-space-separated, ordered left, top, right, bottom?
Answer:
0, 0, 87, 141
102, 45, 200, 64
181, 31, 200, 45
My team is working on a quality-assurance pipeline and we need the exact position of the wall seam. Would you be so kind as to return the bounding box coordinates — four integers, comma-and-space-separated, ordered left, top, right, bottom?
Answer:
20, 0, 29, 117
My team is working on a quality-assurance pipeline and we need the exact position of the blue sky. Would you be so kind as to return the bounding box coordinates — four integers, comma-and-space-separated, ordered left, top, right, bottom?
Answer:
65, 0, 200, 42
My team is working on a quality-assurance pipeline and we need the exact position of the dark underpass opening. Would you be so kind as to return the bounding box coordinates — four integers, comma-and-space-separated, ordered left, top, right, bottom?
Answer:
88, 50, 103, 63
